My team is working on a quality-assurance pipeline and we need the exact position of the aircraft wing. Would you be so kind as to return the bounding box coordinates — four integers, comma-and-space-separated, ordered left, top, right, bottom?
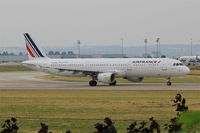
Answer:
55, 68, 101, 76
53, 67, 119, 76
30, 63, 118, 76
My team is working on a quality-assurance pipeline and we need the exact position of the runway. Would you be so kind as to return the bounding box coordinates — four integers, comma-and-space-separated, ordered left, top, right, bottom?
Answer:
0, 72, 199, 90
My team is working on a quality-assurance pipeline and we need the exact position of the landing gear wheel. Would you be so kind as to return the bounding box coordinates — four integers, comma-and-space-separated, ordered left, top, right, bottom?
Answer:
89, 80, 97, 86
166, 77, 172, 86
109, 80, 117, 86
167, 81, 172, 86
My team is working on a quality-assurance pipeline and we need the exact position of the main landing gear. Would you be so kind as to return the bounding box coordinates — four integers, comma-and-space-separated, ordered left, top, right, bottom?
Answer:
166, 77, 172, 86
89, 80, 117, 86
109, 80, 117, 86
89, 80, 97, 86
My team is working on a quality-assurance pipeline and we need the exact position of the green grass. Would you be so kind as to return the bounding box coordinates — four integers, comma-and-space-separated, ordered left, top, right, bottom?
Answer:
0, 90, 200, 133
178, 111, 200, 132
0, 65, 33, 72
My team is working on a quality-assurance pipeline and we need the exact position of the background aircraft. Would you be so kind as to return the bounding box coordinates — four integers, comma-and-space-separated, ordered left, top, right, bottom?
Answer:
178, 56, 200, 66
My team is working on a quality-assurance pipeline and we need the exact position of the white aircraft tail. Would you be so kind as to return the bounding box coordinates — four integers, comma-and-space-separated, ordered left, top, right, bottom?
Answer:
24, 33, 48, 60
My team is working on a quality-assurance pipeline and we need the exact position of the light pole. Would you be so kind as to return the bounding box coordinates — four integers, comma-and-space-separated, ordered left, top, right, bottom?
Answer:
144, 39, 148, 57
77, 40, 81, 58
190, 38, 193, 56
156, 38, 160, 58
121, 38, 124, 58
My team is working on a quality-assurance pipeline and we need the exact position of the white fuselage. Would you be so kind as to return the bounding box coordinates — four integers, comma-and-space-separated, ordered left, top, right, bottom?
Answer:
22, 58, 190, 79
22, 33, 190, 85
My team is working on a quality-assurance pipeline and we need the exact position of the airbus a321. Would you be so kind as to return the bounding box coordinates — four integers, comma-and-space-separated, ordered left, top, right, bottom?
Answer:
22, 33, 190, 86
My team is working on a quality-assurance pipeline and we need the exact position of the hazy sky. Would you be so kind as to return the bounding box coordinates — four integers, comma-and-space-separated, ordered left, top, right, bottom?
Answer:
0, 0, 200, 47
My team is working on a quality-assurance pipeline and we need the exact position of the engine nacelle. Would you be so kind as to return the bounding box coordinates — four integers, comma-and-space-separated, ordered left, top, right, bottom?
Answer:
97, 73, 115, 83
125, 77, 144, 82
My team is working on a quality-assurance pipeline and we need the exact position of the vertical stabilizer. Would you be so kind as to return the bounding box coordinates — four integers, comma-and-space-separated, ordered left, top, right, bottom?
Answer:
24, 33, 47, 59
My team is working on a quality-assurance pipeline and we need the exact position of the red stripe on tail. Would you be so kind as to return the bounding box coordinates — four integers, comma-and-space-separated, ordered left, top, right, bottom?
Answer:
26, 43, 35, 57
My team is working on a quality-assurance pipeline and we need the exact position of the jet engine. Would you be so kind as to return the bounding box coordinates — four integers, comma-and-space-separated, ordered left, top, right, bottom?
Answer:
125, 77, 144, 82
97, 73, 115, 83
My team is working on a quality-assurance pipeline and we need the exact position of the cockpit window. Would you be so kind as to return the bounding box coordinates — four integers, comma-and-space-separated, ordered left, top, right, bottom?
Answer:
173, 63, 184, 66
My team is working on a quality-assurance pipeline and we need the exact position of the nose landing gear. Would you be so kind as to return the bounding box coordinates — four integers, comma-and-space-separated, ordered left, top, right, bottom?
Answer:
166, 77, 172, 86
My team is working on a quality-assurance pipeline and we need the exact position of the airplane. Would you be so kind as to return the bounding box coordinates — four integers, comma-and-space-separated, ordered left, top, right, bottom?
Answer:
22, 33, 190, 86
178, 56, 200, 66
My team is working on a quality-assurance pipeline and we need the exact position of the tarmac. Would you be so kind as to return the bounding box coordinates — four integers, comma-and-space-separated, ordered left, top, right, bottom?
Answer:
0, 71, 199, 90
